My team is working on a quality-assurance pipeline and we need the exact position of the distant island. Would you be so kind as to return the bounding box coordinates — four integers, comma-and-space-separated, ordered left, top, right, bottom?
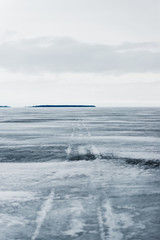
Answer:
31, 105, 96, 108
0, 106, 10, 108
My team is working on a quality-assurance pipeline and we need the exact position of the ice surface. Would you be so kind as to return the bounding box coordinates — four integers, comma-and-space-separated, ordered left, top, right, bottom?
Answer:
0, 107, 160, 239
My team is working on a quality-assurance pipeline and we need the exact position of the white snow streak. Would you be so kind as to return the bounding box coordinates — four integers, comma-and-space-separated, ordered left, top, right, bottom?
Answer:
97, 207, 106, 240
104, 201, 123, 240
91, 146, 101, 158
66, 145, 71, 156
31, 191, 54, 240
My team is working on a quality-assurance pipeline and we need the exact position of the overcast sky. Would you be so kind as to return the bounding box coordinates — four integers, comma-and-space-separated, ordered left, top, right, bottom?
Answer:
0, 0, 160, 107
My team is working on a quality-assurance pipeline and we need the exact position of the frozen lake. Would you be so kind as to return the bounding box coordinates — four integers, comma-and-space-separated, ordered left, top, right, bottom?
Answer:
0, 107, 160, 240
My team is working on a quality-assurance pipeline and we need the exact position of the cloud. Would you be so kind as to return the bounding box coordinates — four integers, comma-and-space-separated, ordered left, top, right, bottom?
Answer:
0, 36, 160, 74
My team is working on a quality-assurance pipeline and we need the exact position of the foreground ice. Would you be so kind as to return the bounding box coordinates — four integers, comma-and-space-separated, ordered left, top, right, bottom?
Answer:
0, 107, 160, 240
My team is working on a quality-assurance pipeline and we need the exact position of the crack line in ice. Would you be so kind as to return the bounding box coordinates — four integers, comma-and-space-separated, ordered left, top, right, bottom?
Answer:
31, 191, 54, 240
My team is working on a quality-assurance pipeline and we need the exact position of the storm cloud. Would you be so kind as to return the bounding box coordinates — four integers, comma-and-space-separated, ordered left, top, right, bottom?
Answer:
0, 37, 160, 74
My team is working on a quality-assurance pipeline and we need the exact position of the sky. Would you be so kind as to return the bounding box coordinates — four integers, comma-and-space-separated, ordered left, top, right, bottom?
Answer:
0, 0, 160, 107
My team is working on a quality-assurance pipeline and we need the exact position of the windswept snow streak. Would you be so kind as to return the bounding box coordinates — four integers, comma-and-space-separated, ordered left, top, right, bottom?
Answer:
31, 191, 54, 240
97, 207, 106, 240
97, 202, 124, 240
104, 201, 123, 240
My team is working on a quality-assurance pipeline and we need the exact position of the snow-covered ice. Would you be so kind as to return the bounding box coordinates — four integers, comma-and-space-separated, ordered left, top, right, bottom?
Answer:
0, 107, 160, 239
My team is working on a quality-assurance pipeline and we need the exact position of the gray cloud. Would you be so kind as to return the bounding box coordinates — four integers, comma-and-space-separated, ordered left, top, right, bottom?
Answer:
0, 37, 160, 74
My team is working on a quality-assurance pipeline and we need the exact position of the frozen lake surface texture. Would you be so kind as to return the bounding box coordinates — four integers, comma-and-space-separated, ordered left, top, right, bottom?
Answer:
0, 107, 160, 240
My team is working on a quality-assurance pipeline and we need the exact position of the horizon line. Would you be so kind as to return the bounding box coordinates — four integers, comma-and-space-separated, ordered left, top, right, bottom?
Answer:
1, 105, 160, 108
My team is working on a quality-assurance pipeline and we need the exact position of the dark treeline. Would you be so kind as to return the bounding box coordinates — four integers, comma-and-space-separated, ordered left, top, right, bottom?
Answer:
31, 105, 96, 108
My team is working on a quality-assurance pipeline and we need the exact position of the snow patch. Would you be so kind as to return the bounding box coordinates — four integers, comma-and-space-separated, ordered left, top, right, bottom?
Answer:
0, 191, 35, 202
64, 219, 84, 237
78, 146, 87, 155
63, 200, 84, 237
0, 214, 28, 227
